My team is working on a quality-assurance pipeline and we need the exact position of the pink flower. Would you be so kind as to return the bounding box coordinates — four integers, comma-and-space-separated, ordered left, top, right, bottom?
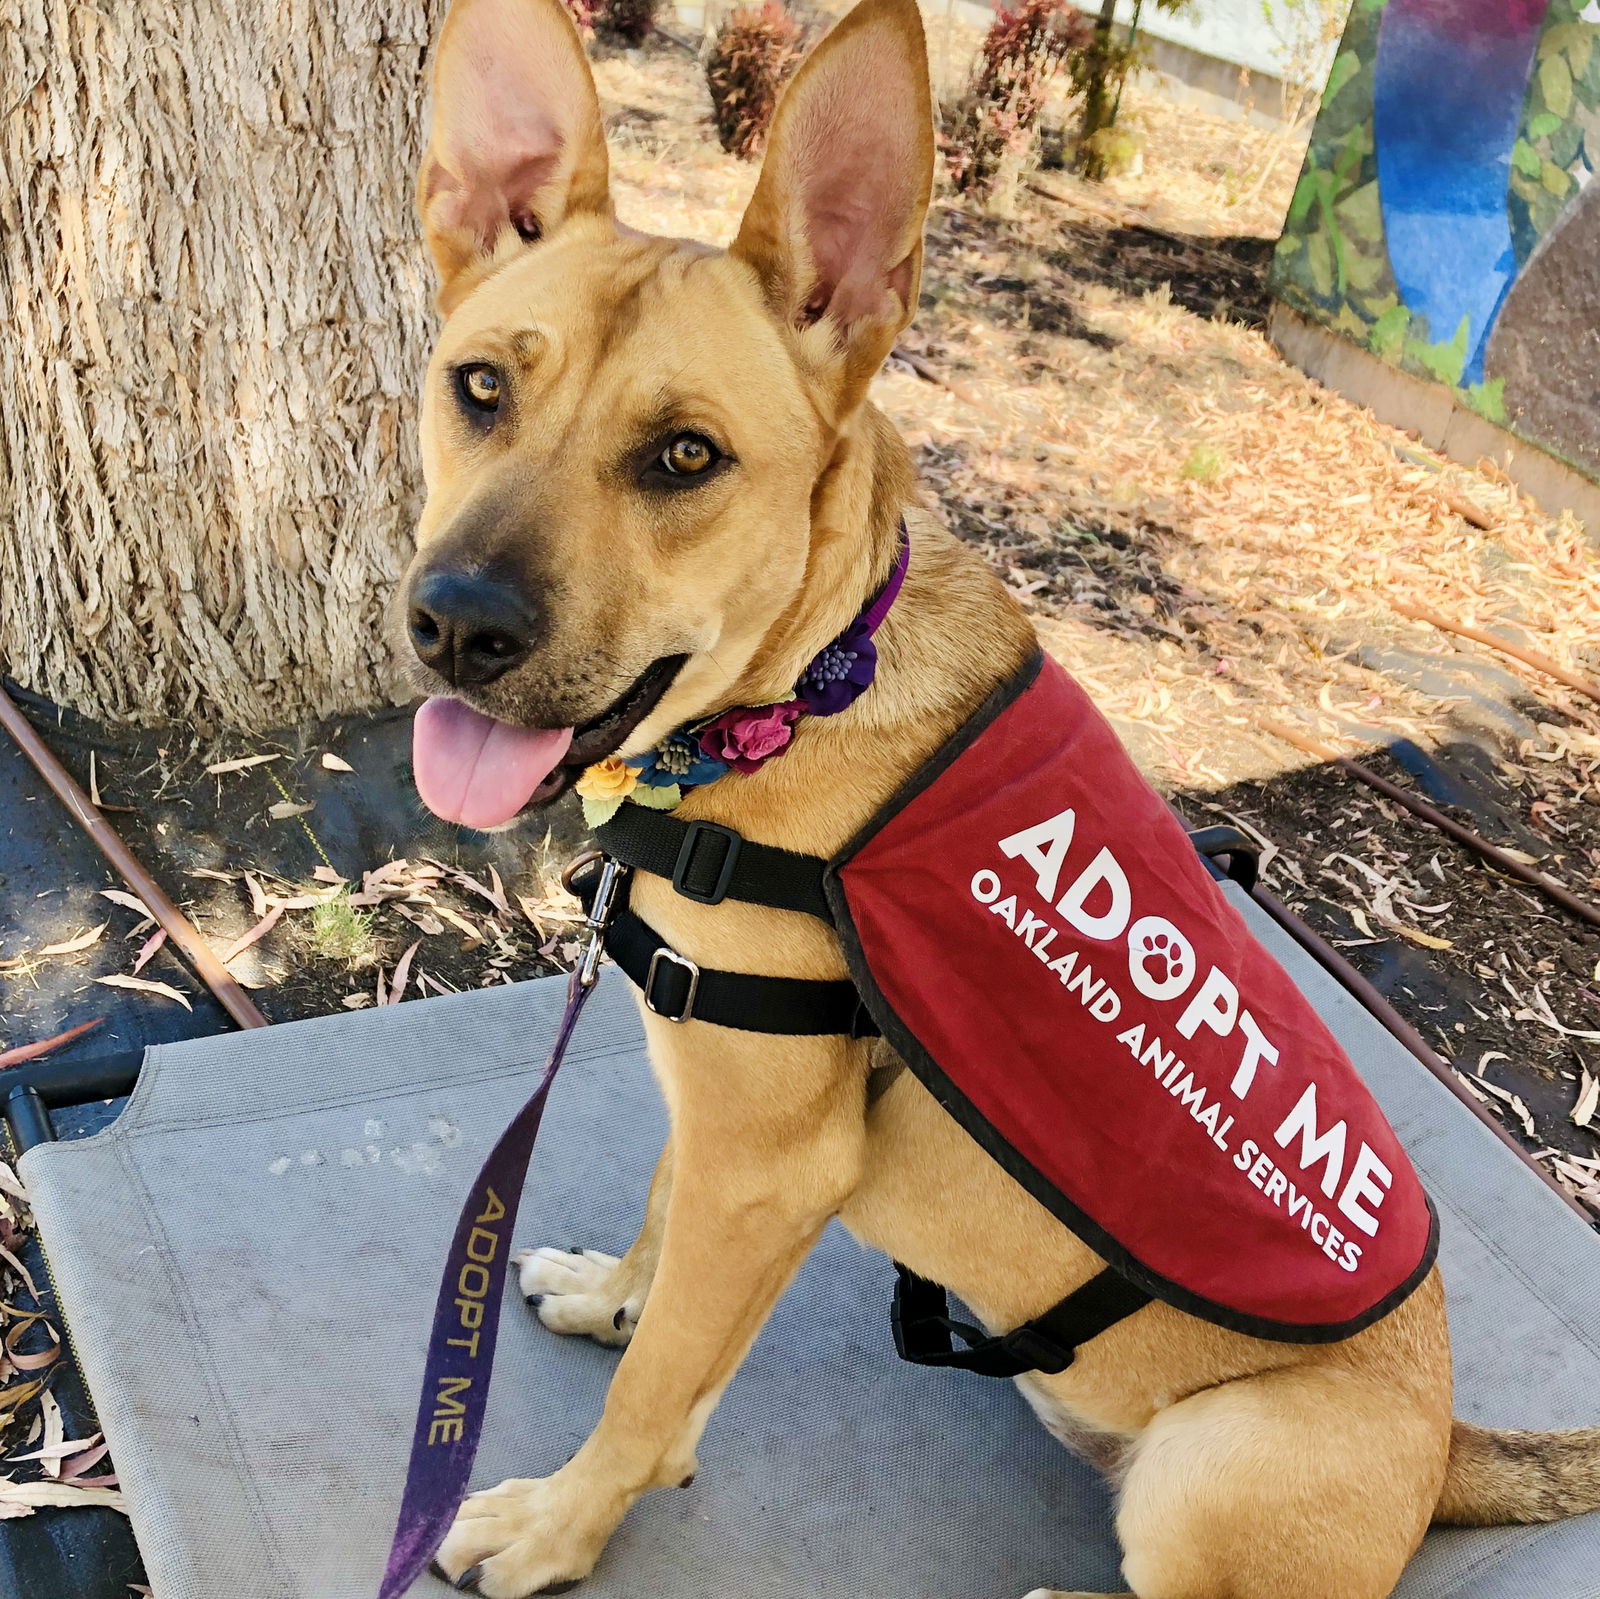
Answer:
697, 699, 805, 773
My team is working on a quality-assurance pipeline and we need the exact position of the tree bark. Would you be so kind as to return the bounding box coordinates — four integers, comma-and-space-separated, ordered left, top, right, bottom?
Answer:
0, 0, 444, 728
1077, 0, 1120, 175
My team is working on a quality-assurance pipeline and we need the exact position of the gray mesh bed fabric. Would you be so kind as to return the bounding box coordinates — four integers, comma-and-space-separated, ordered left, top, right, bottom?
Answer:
17, 883, 1600, 1598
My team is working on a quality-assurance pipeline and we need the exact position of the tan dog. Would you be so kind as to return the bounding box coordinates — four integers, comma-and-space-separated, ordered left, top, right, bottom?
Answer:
398, 0, 1600, 1592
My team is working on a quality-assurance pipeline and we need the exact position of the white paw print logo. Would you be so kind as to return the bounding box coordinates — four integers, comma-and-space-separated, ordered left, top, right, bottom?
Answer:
1127, 916, 1196, 1002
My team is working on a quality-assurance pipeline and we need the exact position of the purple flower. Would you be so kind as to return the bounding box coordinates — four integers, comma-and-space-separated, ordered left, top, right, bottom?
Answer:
796, 619, 878, 716
698, 699, 805, 773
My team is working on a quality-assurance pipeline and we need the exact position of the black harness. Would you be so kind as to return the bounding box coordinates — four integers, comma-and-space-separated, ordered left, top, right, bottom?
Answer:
569, 804, 1261, 1382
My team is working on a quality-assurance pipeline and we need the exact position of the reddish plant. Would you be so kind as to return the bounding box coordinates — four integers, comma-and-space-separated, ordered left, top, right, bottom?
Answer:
705, 2, 804, 160
562, 0, 600, 38
944, 0, 1091, 199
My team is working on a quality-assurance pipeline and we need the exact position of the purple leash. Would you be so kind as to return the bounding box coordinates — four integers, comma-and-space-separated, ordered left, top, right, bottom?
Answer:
377, 859, 626, 1598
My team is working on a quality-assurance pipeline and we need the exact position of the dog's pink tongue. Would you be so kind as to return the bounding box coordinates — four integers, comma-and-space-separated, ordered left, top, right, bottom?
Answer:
412, 698, 574, 830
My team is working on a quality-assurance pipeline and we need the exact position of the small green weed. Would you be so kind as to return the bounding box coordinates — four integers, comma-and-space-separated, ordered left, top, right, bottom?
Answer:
1180, 444, 1226, 482
303, 894, 379, 968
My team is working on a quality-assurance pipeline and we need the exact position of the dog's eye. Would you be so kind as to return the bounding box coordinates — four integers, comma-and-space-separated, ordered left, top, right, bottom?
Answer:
457, 364, 502, 414
658, 433, 719, 477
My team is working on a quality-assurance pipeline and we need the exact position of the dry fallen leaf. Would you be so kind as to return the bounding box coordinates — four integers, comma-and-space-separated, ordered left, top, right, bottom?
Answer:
38, 923, 108, 957
264, 890, 341, 911
386, 940, 422, 1005
8, 1433, 100, 1469
0, 1017, 104, 1068
0, 1380, 46, 1429
267, 800, 314, 821
450, 867, 512, 919
245, 873, 269, 918
1496, 846, 1543, 866
394, 905, 446, 937
311, 865, 346, 884
218, 906, 284, 966
0, 1479, 128, 1518
341, 994, 374, 1010
99, 890, 154, 919
1383, 920, 1453, 951
320, 752, 355, 773
0, 1242, 40, 1302
95, 975, 192, 1012
59, 1438, 113, 1486
205, 753, 279, 776
1574, 1071, 1599, 1130
131, 929, 167, 975
5, 1339, 60, 1373
434, 906, 484, 945
38, 1392, 63, 1479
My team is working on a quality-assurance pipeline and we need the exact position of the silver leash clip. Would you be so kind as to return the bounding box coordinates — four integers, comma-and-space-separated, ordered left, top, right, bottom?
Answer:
562, 851, 628, 990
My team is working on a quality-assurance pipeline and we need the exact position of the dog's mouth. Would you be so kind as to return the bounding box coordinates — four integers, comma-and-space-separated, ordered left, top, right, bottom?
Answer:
412, 654, 688, 830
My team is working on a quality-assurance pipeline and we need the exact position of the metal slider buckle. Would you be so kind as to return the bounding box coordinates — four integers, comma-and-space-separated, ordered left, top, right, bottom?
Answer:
644, 946, 701, 1022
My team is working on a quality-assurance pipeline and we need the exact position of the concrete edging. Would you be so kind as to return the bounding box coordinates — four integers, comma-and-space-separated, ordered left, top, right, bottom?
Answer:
1269, 304, 1600, 539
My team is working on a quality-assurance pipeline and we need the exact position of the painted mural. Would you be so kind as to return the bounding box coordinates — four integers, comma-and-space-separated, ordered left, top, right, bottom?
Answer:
1271, 0, 1600, 478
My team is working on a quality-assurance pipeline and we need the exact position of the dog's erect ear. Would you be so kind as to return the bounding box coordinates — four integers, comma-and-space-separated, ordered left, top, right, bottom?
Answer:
731, 0, 934, 405
419, 0, 611, 298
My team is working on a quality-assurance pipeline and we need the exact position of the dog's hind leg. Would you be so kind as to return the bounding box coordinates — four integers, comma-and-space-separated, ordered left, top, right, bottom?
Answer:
1090, 1363, 1445, 1599
517, 1137, 673, 1347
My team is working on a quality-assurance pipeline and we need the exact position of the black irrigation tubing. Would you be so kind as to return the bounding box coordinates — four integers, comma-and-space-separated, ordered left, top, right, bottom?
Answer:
1261, 717, 1600, 934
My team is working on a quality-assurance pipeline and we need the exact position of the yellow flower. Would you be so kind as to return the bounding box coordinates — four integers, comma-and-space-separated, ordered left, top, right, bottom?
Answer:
575, 756, 637, 803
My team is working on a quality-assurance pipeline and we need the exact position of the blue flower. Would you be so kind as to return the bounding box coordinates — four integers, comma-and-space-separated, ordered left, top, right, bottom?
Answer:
627, 734, 730, 789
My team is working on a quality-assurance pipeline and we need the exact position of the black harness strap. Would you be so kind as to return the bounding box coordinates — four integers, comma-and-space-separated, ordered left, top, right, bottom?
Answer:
574, 804, 1248, 1375
891, 1264, 1153, 1378
575, 809, 861, 1036
596, 807, 834, 922
601, 900, 878, 1037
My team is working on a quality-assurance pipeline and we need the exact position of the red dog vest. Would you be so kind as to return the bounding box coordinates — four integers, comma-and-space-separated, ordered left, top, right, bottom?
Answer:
826, 652, 1437, 1341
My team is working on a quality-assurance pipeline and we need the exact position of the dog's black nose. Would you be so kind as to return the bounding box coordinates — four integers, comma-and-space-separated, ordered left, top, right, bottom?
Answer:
408, 569, 539, 687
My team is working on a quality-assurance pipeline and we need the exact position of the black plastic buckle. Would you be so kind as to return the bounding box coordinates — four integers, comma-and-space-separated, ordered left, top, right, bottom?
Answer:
672, 820, 742, 905
994, 1323, 1075, 1376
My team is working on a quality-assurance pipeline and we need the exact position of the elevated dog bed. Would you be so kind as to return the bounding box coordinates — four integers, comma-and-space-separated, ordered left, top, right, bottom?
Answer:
15, 885, 1600, 1598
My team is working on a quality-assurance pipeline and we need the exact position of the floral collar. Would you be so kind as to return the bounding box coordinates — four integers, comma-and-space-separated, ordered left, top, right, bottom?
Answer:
577, 529, 911, 828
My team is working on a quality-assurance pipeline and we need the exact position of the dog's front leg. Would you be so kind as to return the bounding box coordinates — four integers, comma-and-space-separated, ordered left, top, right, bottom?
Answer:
516, 1136, 674, 1346
434, 1029, 866, 1598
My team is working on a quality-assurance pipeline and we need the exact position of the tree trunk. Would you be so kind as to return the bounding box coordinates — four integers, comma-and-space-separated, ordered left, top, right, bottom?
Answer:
0, 0, 443, 728
1077, 0, 1119, 179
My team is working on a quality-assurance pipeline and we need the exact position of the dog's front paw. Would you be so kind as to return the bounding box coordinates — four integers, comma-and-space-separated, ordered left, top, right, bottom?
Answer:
432, 1476, 611, 1596
516, 1246, 640, 1346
